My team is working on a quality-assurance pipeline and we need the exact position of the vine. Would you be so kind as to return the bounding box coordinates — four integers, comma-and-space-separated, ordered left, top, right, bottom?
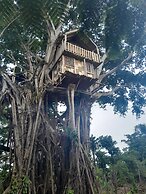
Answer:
10, 176, 30, 194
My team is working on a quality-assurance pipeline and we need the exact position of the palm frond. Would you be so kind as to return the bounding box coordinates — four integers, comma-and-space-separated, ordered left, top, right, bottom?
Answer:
1, 0, 72, 37
0, 0, 18, 37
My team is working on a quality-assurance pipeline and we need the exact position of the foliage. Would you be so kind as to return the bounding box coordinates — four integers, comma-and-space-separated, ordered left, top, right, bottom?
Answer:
1, 0, 146, 193
66, 188, 74, 194
0, 164, 10, 193
90, 123, 146, 193
1, 0, 146, 117
90, 135, 120, 169
124, 124, 146, 160
10, 176, 30, 194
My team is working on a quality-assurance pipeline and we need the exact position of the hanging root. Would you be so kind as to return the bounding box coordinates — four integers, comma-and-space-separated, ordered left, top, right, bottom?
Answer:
1, 75, 99, 194
3, 119, 100, 194
65, 142, 100, 194
30, 130, 100, 194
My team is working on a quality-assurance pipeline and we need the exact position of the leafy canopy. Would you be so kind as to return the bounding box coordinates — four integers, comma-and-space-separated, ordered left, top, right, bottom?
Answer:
0, 0, 146, 117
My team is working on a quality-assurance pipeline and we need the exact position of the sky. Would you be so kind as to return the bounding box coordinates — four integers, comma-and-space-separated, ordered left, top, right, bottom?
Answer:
91, 103, 146, 150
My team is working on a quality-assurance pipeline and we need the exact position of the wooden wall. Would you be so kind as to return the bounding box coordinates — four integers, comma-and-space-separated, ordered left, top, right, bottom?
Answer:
52, 55, 99, 84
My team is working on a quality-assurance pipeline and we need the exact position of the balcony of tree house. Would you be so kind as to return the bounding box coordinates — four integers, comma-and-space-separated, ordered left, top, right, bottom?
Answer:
65, 42, 100, 63
51, 29, 101, 91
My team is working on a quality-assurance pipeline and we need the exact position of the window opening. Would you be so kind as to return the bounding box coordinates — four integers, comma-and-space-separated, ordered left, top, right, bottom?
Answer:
86, 62, 93, 73
65, 56, 74, 67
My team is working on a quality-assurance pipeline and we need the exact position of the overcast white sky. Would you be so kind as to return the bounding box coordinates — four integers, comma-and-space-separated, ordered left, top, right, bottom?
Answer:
91, 103, 146, 149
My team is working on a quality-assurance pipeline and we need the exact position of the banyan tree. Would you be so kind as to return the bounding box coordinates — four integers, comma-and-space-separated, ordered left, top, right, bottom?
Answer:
1, 0, 146, 193
1, 26, 102, 193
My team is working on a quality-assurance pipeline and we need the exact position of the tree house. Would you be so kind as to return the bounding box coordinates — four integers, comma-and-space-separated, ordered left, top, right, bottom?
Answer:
51, 29, 101, 91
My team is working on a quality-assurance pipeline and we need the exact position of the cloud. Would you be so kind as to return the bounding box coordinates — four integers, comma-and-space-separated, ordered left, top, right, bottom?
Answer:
91, 103, 146, 149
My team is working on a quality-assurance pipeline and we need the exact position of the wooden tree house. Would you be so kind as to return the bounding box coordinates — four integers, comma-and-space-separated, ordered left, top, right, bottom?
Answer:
51, 29, 101, 91
48, 30, 101, 145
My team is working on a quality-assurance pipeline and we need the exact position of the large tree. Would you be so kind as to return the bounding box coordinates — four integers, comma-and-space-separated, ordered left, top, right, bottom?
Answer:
0, 0, 146, 193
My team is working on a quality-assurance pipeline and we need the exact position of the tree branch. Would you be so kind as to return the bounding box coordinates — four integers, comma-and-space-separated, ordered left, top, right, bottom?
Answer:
92, 86, 121, 100
96, 52, 108, 78
0, 145, 10, 152
0, 78, 8, 102
91, 52, 133, 94
45, 16, 56, 36
99, 52, 133, 82
22, 44, 34, 79
0, 15, 20, 38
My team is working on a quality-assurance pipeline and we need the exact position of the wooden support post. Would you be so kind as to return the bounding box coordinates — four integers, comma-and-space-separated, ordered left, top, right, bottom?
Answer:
64, 35, 67, 50
67, 84, 76, 130
84, 59, 87, 76
62, 55, 65, 73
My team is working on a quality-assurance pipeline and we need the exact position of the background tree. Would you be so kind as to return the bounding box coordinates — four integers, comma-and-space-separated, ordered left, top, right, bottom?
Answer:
90, 135, 120, 193
124, 124, 146, 161
90, 135, 98, 166
90, 124, 146, 193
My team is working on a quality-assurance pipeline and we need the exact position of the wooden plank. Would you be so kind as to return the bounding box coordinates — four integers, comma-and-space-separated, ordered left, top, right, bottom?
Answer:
83, 59, 87, 76
62, 55, 65, 73
65, 42, 100, 63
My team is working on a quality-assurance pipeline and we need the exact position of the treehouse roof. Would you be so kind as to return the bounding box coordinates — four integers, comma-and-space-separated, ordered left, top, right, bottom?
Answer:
64, 29, 98, 53
65, 29, 97, 52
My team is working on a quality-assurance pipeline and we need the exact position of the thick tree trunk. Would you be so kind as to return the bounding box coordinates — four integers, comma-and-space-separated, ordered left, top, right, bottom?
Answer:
1, 30, 99, 193
6, 88, 99, 194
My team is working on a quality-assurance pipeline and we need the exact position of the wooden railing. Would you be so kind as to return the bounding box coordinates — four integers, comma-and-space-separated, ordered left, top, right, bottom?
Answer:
65, 42, 100, 63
